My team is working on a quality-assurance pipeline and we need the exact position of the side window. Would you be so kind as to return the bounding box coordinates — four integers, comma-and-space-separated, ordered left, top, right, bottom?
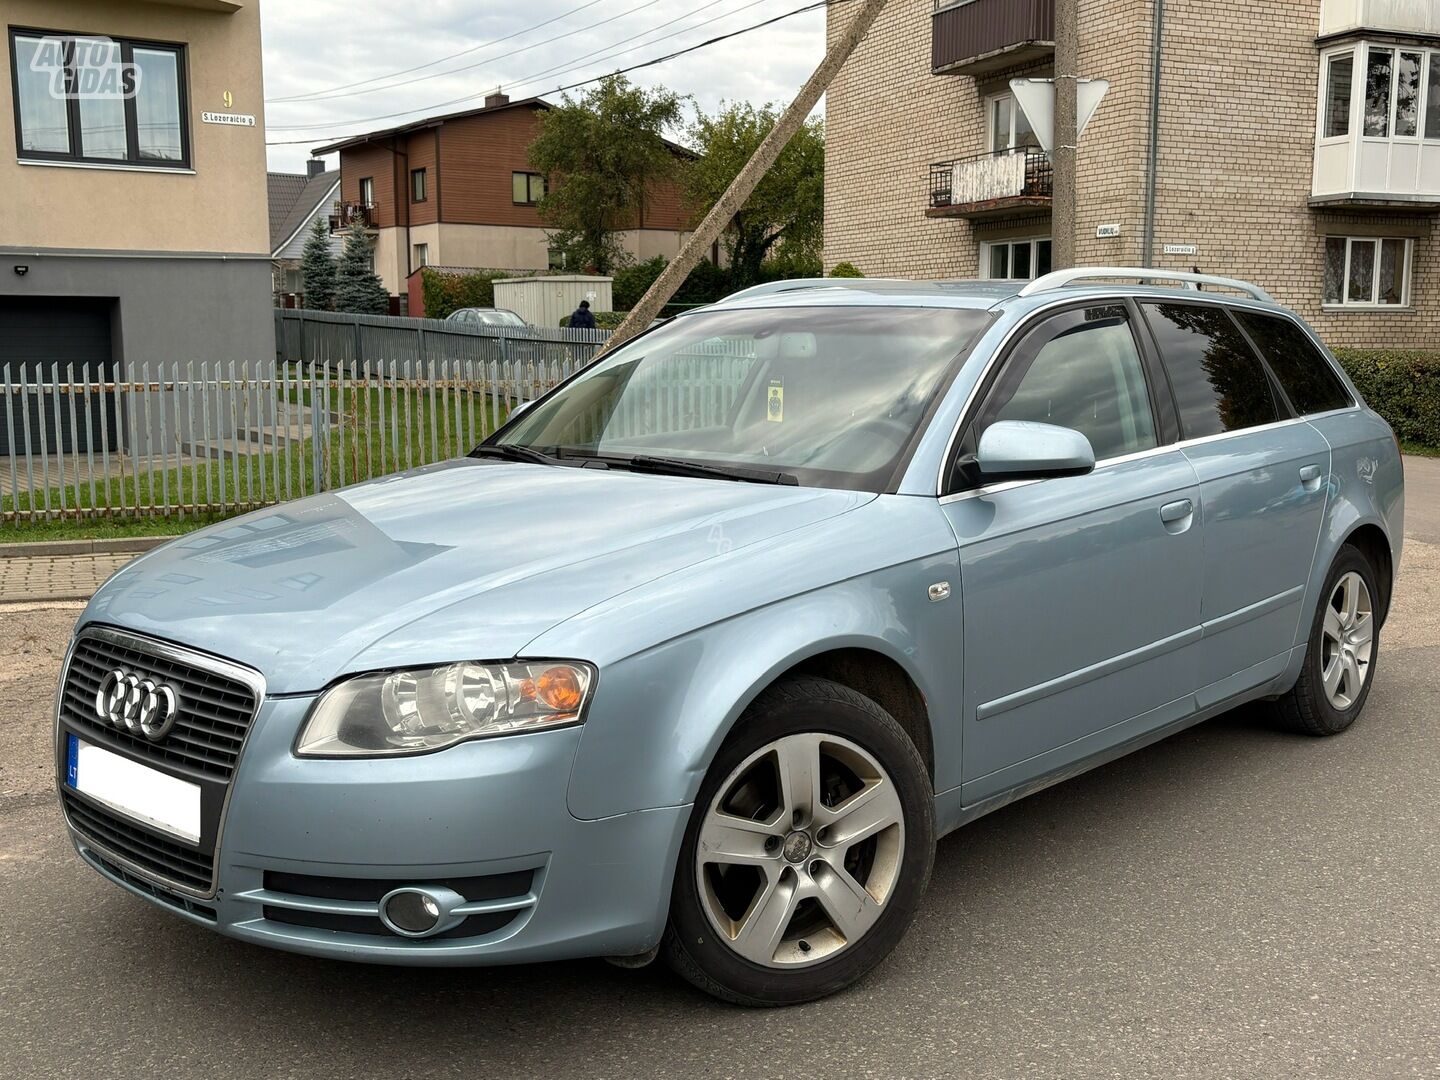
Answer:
1142, 303, 1280, 439
984, 305, 1158, 462
1233, 312, 1353, 416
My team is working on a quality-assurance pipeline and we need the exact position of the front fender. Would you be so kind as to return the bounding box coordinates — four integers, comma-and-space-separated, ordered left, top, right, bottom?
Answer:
560, 551, 962, 821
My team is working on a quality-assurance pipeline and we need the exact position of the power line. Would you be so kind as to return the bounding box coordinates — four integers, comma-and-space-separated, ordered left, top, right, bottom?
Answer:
265, 0, 607, 103
265, 0, 837, 145
267, 0, 669, 107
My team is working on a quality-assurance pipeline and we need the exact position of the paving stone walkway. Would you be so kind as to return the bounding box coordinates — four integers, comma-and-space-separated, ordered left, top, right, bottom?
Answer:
0, 553, 133, 603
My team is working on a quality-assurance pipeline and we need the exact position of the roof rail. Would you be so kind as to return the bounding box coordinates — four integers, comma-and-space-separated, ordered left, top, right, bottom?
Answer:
1018, 267, 1274, 303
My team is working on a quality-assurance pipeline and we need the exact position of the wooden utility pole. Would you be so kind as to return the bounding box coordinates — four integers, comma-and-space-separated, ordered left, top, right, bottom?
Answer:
604, 0, 891, 351
1052, 0, 1080, 269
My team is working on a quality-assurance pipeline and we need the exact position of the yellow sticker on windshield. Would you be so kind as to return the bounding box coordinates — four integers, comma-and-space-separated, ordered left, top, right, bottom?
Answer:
767, 381, 784, 423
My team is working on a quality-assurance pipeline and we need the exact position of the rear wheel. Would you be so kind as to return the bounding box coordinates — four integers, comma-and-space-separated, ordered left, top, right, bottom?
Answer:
663, 676, 934, 1006
1271, 546, 1380, 735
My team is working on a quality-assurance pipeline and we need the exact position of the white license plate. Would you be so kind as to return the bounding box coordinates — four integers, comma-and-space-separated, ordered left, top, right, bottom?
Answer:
65, 735, 202, 845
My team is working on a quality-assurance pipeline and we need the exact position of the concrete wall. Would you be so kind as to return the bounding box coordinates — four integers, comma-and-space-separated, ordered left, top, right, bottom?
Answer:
0, 0, 269, 257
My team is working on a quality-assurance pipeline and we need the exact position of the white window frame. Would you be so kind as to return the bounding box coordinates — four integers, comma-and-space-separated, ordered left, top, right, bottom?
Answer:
1324, 235, 1414, 309
1318, 41, 1440, 146
984, 91, 1039, 155
414, 242, 429, 268
980, 237, 1052, 281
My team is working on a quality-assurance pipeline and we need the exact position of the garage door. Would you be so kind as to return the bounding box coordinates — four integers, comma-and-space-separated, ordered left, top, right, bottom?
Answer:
0, 297, 119, 455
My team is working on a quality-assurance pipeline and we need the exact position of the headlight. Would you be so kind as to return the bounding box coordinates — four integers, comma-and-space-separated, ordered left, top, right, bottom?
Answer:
295, 661, 594, 758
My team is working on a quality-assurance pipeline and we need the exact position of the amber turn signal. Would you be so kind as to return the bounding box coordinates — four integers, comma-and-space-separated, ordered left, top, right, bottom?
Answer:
535, 666, 585, 713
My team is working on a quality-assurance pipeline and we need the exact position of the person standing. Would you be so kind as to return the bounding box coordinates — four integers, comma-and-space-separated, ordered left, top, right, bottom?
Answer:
569, 299, 598, 330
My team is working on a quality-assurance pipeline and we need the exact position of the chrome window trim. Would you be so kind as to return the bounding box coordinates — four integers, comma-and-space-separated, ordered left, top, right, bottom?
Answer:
54, 624, 266, 901
933, 291, 1361, 497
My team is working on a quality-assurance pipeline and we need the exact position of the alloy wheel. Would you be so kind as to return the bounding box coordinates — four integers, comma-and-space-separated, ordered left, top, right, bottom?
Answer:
1320, 570, 1374, 710
695, 732, 904, 968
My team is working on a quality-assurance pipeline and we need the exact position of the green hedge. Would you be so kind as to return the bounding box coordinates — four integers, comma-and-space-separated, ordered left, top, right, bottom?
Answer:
559, 310, 627, 330
1333, 348, 1440, 448
421, 267, 510, 320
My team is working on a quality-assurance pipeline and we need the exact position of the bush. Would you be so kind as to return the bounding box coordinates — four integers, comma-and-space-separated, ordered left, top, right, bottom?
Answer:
829, 261, 864, 278
1333, 348, 1440, 448
421, 267, 509, 320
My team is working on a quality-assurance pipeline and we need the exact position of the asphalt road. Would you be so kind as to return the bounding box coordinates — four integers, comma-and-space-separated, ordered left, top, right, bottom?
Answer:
2, 468, 1437, 1079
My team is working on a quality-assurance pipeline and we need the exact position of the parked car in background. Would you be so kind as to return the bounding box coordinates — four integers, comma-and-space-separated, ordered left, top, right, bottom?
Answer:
445, 307, 534, 333
56, 270, 1403, 1006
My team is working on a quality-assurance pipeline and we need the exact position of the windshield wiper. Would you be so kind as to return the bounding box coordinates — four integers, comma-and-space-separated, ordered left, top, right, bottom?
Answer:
620, 455, 799, 486
471, 443, 561, 466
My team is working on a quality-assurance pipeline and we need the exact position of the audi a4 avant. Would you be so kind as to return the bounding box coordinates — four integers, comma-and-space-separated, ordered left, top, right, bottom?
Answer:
57, 269, 1403, 1005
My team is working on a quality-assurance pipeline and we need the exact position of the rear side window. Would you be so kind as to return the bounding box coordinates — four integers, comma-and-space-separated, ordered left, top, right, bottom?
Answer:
984, 304, 1158, 461
1142, 303, 1280, 439
1233, 312, 1353, 415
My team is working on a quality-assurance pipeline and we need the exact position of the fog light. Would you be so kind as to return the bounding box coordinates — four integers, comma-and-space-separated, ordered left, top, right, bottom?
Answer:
378, 886, 464, 938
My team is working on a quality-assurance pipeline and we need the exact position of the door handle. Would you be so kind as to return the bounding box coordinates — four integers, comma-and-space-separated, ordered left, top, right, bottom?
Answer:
1159, 499, 1194, 525
1299, 464, 1323, 489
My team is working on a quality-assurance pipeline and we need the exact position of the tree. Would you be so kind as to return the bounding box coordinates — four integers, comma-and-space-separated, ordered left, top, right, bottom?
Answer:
528, 75, 685, 276
333, 222, 389, 315
686, 103, 824, 290
300, 217, 337, 311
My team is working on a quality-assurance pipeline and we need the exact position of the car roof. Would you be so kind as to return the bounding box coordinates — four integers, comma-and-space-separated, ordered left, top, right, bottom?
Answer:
697, 271, 1293, 319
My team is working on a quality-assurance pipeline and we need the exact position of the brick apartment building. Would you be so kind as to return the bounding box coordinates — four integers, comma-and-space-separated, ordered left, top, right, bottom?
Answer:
825, 0, 1440, 347
314, 92, 701, 302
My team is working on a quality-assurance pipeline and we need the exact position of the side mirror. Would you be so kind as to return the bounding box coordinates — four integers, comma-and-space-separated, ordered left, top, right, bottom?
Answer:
975, 420, 1096, 481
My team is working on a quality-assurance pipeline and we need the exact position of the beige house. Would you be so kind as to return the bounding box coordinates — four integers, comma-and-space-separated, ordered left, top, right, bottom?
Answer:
825, 0, 1440, 347
1, 0, 272, 449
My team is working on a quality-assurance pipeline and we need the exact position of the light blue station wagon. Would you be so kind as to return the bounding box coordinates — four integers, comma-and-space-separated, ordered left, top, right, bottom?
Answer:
57, 269, 1404, 1005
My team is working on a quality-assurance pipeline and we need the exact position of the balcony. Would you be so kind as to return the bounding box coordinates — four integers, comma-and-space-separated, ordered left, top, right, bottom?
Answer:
927, 148, 1053, 220
932, 0, 1054, 77
330, 201, 377, 232
1320, 0, 1440, 39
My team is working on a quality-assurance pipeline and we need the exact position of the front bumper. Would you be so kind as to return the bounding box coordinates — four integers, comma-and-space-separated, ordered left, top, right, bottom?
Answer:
64, 695, 691, 966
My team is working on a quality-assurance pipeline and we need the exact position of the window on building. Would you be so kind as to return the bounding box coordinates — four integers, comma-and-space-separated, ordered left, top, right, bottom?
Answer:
414, 243, 429, 268
1142, 303, 1280, 438
359, 177, 375, 207
1396, 51, 1424, 136
984, 305, 1157, 462
981, 238, 1052, 280
987, 93, 1039, 154
547, 247, 567, 270
1324, 236, 1411, 306
410, 168, 427, 203
1365, 47, 1394, 136
9, 31, 188, 167
1324, 52, 1354, 138
1233, 312, 1353, 415
513, 171, 546, 205
1428, 55, 1440, 139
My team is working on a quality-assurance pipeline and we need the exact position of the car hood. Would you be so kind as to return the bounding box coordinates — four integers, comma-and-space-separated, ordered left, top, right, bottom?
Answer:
81, 459, 873, 693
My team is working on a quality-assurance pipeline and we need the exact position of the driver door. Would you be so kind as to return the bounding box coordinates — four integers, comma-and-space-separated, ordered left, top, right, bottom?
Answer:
941, 302, 1205, 804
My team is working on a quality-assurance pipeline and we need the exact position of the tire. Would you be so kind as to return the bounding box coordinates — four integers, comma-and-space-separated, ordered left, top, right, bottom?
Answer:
663, 675, 935, 1007
1270, 545, 1380, 736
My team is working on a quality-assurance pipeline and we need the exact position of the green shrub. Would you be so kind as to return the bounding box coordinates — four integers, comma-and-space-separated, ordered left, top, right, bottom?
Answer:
1333, 348, 1440, 448
421, 267, 509, 320
560, 310, 627, 330
829, 261, 865, 278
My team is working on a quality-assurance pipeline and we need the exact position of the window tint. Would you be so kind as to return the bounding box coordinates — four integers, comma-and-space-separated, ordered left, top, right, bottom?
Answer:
1143, 304, 1280, 438
987, 305, 1157, 461
1233, 313, 1352, 416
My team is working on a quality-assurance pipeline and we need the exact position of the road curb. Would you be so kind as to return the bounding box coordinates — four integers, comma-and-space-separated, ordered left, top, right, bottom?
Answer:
0, 536, 177, 559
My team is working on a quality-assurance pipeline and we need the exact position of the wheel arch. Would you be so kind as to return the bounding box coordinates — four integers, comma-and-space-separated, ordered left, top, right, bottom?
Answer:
1341, 522, 1394, 624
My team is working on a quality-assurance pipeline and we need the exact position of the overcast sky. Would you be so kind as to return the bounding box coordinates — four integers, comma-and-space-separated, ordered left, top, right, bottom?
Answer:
261, 0, 827, 173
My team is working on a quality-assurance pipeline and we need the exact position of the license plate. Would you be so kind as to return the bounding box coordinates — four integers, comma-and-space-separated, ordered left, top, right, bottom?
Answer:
65, 734, 202, 845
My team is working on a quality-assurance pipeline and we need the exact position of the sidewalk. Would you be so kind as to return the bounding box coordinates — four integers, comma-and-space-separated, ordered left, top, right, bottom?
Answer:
0, 552, 134, 603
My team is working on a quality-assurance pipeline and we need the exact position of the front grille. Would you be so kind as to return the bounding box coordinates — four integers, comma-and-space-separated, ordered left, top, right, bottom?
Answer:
64, 791, 214, 892
61, 631, 259, 781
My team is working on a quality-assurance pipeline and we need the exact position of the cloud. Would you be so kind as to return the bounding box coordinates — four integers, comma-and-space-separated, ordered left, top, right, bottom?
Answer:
262, 0, 826, 173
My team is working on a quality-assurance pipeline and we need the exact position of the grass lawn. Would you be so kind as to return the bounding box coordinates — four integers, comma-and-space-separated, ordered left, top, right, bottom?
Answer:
1400, 440, 1440, 459
2, 383, 510, 544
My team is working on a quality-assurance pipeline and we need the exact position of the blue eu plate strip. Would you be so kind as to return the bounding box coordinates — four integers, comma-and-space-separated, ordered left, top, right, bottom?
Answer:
66, 733, 79, 788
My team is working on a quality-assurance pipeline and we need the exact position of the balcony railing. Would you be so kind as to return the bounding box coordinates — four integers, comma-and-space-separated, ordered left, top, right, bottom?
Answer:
933, 0, 1054, 76
330, 201, 376, 232
928, 148, 1053, 219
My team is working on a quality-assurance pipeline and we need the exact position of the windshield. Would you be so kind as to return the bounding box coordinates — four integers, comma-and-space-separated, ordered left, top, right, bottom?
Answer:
492, 305, 991, 491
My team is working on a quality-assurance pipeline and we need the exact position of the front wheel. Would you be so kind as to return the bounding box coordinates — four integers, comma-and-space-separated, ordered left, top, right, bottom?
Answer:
1270, 545, 1380, 736
663, 676, 935, 1006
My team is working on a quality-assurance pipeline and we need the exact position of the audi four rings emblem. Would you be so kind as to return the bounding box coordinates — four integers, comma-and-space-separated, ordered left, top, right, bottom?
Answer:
94, 669, 180, 741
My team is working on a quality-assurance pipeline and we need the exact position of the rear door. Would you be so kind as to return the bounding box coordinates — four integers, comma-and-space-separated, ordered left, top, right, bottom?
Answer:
1138, 301, 1331, 705
943, 301, 1205, 803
